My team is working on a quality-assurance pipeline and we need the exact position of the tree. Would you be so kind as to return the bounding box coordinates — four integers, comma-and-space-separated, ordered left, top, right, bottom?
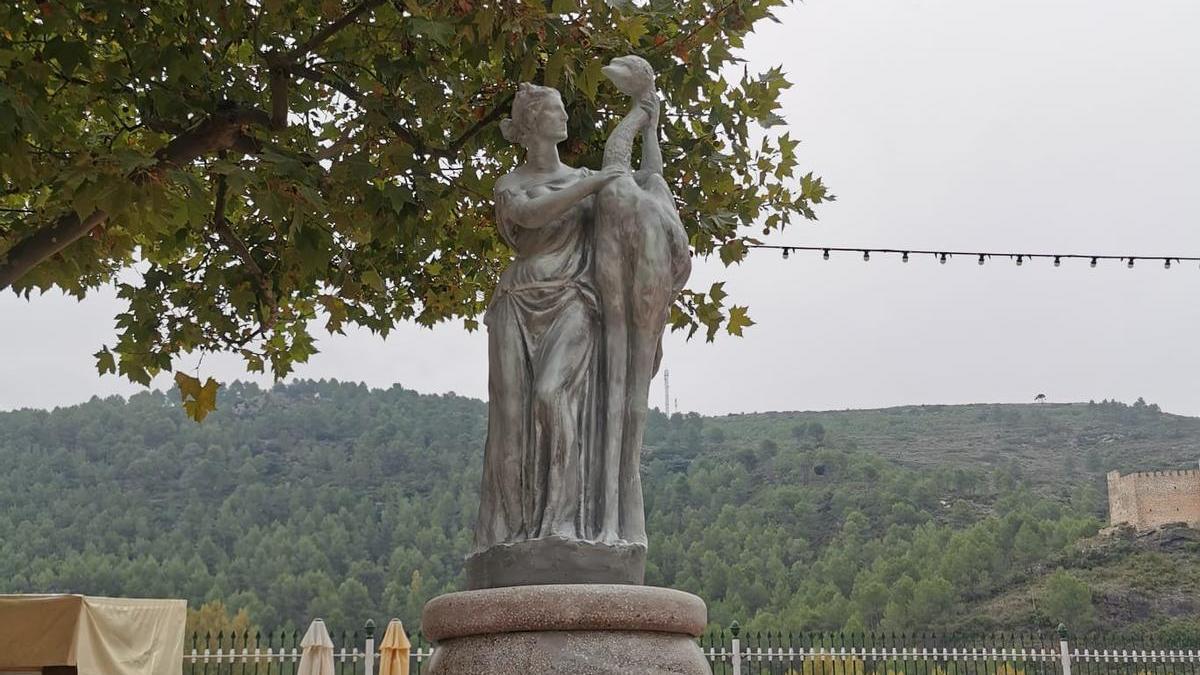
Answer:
907, 575, 954, 628
186, 600, 257, 648
1043, 569, 1095, 633
0, 0, 828, 420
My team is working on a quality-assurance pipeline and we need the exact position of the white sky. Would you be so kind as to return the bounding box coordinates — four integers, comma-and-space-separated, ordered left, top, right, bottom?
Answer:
4, 0, 1200, 415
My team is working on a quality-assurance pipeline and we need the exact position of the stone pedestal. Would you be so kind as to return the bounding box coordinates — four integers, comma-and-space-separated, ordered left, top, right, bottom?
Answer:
465, 537, 645, 589
421, 584, 712, 674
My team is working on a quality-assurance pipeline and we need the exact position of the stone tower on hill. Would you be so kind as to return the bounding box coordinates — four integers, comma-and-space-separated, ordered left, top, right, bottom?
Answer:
1107, 468, 1200, 532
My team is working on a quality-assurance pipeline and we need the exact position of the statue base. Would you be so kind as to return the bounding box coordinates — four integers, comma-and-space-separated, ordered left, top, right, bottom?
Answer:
420, 584, 712, 675
464, 537, 645, 589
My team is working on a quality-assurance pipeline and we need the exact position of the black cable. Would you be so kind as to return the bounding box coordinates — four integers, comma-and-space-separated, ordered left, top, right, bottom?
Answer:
750, 245, 1198, 268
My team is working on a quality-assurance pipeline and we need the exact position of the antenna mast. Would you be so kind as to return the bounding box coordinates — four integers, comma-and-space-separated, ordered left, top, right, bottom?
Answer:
664, 369, 671, 417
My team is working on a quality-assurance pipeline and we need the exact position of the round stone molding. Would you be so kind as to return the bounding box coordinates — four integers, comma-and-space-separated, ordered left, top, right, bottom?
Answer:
422, 584, 707, 641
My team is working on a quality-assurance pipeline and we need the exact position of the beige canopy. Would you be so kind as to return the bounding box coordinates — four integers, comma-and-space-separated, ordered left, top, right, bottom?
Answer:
0, 595, 185, 675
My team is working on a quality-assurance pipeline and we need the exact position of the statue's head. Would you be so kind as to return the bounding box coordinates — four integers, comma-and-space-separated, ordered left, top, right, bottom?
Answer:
500, 83, 567, 147
602, 55, 655, 97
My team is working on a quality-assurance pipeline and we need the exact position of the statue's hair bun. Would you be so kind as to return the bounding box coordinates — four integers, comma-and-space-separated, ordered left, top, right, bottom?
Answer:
500, 118, 518, 143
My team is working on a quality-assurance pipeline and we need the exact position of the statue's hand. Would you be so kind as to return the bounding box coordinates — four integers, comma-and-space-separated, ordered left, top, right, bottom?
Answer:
586, 165, 628, 194
638, 92, 660, 132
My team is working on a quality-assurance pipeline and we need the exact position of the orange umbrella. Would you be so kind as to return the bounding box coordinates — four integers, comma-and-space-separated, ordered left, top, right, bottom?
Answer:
378, 619, 411, 675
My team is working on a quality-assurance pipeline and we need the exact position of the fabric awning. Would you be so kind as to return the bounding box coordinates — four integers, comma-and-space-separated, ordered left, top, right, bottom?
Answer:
0, 594, 185, 675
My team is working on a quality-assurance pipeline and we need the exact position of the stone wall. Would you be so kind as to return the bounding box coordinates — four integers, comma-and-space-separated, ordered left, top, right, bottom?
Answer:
1107, 469, 1200, 531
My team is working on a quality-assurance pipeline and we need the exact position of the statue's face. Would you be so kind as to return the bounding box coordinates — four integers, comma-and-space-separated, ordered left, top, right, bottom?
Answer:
533, 96, 569, 144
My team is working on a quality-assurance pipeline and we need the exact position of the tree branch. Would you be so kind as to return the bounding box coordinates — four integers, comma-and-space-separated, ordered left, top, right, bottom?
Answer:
655, 0, 741, 54
295, 0, 389, 58
269, 67, 290, 129
0, 210, 108, 290
287, 63, 445, 157
210, 172, 278, 331
0, 107, 272, 291
446, 94, 514, 153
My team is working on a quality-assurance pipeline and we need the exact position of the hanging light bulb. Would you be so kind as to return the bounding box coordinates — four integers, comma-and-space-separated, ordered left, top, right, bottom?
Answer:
1090, 257, 1098, 268
1164, 258, 1171, 269
901, 251, 909, 263
782, 247, 790, 259
1016, 255, 1024, 266
978, 254, 986, 265
939, 253, 948, 264
1054, 256, 1061, 267
822, 249, 830, 261
862, 250, 870, 262
1127, 257, 1135, 268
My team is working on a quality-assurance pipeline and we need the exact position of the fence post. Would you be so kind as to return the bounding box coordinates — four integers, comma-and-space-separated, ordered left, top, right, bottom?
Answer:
1057, 623, 1072, 675
730, 622, 742, 675
364, 620, 376, 675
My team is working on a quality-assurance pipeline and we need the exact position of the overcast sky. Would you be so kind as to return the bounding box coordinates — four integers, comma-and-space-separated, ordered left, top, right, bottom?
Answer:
4, 0, 1200, 416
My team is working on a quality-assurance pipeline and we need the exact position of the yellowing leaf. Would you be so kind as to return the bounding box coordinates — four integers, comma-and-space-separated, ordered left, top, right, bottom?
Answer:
175, 371, 201, 401
726, 305, 755, 337
176, 372, 220, 422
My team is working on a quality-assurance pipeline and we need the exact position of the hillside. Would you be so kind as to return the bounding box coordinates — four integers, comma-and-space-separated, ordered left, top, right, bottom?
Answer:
704, 400, 1199, 487
1, 383, 1196, 639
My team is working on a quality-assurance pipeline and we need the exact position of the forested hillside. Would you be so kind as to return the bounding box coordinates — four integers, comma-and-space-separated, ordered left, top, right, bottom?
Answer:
1, 382, 1196, 639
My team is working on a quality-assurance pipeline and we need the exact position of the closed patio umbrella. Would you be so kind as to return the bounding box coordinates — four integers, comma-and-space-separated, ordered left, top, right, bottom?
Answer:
378, 619, 411, 675
297, 619, 335, 675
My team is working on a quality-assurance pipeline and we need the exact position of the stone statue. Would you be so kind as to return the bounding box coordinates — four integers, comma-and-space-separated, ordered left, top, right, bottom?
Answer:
425, 56, 712, 675
467, 56, 690, 590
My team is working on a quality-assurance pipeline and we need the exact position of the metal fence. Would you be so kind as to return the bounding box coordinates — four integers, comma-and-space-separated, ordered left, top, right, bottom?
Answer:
183, 626, 435, 675
183, 625, 1200, 675
702, 629, 1200, 675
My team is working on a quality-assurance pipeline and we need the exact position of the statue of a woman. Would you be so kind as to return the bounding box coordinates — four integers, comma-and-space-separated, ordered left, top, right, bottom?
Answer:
468, 60, 688, 589
468, 83, 627, 588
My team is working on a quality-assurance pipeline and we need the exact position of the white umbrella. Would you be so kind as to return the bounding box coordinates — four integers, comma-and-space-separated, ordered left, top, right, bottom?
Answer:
297, 619, 335, 675
378, 619, 411, 675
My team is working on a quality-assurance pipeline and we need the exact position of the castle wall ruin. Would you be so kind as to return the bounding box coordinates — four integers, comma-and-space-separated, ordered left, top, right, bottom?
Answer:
1107, 469, 1200, 531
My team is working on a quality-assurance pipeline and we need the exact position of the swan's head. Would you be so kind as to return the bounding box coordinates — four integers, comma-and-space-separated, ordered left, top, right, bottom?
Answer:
601, 55, 655, 98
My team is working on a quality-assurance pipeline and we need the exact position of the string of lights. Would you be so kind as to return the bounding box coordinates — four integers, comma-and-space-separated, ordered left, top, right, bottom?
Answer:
749, 245, 1200, 269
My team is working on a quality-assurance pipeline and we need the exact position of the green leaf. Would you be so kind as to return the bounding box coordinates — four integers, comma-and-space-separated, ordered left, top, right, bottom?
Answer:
577, 59, 603, 101
617, 15, 648, 44
719, 240, 748, 266
544, 50, 568, 88
94, 348, 116, 375
43, 37, 90, 76
410, 18, 455, 47
708, 282, 727, 304
361, 269, 385, 292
